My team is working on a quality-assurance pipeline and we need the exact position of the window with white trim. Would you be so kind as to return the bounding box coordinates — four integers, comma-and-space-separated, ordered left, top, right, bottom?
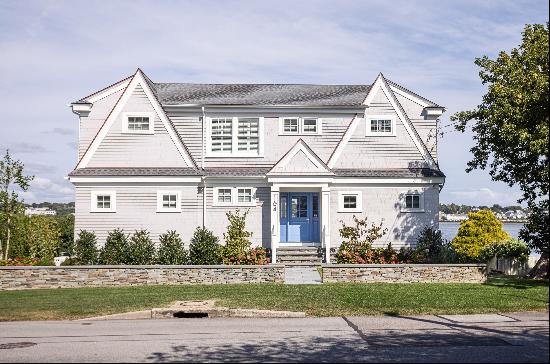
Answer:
157, 191, 181, 212
214, 187, 256, 206
91, 191, 116, 212
279, 117, 321, 135
401, 192, 424, 212
122, 112, 155, 134
208, 117, 263, 156
211, 118, 233, 153
337, 191, 362, 213
217, 188, 232, 204
366, 116, 396, 136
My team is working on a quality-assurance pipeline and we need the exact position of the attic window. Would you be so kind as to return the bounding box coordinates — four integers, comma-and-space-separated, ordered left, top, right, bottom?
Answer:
366, 116, 396, 136
280, 118, 321, 135
122, 113, 155, 134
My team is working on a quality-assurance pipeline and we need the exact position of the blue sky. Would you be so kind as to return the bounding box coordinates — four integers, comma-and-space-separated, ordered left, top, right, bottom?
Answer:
0, 0, 548, 205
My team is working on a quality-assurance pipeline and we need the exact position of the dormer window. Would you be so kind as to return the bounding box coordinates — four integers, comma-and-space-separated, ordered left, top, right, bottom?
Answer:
207, 117, 264, 157
280, 117, 322, 135
122, 112, 155, 134
366, 116, 396, 136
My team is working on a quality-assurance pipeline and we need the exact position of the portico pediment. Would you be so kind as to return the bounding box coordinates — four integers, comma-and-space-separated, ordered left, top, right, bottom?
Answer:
268, 139, 333, 176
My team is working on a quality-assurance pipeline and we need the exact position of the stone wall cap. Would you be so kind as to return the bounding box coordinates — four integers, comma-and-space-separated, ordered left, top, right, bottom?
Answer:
321, 264, 487, 268
0, 264, 285, 270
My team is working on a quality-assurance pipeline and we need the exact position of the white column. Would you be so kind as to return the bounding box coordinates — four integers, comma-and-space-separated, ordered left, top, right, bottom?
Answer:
321, 187, 331, 264
270, 186, 280, 264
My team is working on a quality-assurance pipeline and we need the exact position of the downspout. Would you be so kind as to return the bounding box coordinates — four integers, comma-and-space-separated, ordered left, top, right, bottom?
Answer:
201, 106, 207, 228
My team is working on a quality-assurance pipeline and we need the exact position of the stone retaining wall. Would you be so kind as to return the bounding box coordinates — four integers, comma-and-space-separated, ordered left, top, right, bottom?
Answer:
0, 265, 285, 291
322, 264, 487, 283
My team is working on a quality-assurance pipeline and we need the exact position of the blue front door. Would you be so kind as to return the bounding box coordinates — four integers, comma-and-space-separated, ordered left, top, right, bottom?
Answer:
280, 192, 320, 244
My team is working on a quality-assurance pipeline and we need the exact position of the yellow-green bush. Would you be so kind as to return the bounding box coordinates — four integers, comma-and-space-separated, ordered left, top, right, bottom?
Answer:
451, 209, 509, 261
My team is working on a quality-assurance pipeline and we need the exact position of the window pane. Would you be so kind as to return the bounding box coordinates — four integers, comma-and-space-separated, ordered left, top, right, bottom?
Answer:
312, 194, 319, 218
280, 195, 287, 219
162, 194, 177, 208
283, 118, 298, 133
97, 195, 111, 209
291, 196, 307, 218
238, 188, 252, 203
406, 195, 413, 208
237, 118, 259, 152
413, 195, 420, 209
218, 189, 232, 203
371, 119, 392, 133
343, 195, 357, 209
303, 119, 318, 133
405, 195, 420, 209
211, 118, 233, 152
128, 116, 150, 131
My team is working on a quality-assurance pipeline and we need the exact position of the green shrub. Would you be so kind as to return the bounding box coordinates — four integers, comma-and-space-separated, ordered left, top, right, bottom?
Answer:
479, 238, 530, 263
412, 226, 457, 263
224, 247, 269, 265
56, 214, 75, 256
189, 227, 221, 265
99, 229, 130, 265
74, 230, 99, 265
128, 230, 156, 265
157, 230, 188, 265
26, 216, 61, 260
222, 209, 252, 258
335, 215, 387, 264
451, 210, 510, 261
60, 257, 80, 266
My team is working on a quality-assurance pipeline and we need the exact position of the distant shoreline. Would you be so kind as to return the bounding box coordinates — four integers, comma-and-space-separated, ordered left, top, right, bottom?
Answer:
439, 220, 526, 224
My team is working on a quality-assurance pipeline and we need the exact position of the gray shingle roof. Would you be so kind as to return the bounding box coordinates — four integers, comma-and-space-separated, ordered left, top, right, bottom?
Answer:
69, 167, 444, 178
153, 83, 371, 106
333, 168, 445, 178
68, 168, 201, 176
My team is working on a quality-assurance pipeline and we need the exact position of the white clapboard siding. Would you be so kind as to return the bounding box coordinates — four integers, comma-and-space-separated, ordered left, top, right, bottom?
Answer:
78, 90, 124, 160
86, 85, 188, 168
329, 185, 439, 248
75, 184, 202, 248
333, 88, 428, 169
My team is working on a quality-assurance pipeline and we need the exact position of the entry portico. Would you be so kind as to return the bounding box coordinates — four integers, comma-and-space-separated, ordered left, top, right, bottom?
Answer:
267, 140, 333, 263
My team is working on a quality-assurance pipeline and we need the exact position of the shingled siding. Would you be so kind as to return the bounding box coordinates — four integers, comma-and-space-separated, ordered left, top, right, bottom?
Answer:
74, 184, 202, 247
169, 113, 350, 167
204, 185, 271, 248
0, 265, 285, 291
329, 185, 439, 248
87, 85, 189, 168
322, 264, 487, 283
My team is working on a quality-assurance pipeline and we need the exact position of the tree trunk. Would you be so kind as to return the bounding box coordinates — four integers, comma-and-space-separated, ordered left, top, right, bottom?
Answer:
4, 215, 9, 260
527, 252, 549, 279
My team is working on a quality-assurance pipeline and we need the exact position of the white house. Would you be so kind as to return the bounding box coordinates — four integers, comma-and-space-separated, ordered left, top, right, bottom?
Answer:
67, 69, 445, 263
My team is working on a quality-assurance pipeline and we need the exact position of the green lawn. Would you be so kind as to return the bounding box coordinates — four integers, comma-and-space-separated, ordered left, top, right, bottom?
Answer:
0, 277, 547, 321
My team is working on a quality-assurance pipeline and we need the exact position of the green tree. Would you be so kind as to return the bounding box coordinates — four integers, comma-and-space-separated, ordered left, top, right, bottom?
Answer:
57, 214, 75, 256
157, 230, 188, 265
451, 23, 548, 271
74, 230, 99, 265
0, 150, 34, 259
99, 229, 130, 265
26, 216, 61, 260
451, 210, 510, 261
189, 227, 221, 265
222, 209, 253, 260
127, 230, 156, 265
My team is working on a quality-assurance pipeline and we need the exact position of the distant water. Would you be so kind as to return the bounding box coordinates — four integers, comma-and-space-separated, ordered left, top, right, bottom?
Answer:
439, 221, 539, 257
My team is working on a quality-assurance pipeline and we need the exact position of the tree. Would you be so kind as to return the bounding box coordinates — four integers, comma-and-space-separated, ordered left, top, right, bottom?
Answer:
57, 214, 75, 256
189, 227, 221, 265
26, 216, 61, 260
222, 209, 253, 260
451, 23, 549, 273
451, 210, 510, 261
99, 229, 130, 265
127, 230, 156, 265
0, 150, 34, 260
157, 230, 188, 265
74, 230, 99, 265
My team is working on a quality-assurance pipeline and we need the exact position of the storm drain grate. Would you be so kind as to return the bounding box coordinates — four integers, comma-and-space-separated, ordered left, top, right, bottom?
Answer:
172, 311, 209, 318
0, 342, 37, 350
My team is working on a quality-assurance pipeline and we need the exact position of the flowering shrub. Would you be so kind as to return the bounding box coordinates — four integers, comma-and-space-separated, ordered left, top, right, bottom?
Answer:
335, 215, 388, 264
479, 238, 530, 263
223, 247, 269, 265
0, 257, 45, 266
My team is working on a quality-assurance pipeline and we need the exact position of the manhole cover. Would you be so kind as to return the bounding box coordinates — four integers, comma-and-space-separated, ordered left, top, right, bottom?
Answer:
0, 342, 37, 350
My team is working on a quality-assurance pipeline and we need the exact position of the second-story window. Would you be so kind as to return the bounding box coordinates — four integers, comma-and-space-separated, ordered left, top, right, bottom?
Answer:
208, 117, 263, 157
122, 112, 155, 134
280, 117, 321, 135
366, 116, 396, 136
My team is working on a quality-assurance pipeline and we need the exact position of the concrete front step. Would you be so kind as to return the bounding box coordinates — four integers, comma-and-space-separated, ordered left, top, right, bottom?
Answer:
283, 262, 323, 267
276, 246, 325, 264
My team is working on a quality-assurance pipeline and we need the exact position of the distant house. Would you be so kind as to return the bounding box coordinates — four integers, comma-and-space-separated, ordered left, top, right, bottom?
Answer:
67, 69, 445, 262
24, 207, 57, 216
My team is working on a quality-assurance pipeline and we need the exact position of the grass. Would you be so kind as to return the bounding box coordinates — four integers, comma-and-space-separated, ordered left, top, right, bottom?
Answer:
0, 277, 547, 321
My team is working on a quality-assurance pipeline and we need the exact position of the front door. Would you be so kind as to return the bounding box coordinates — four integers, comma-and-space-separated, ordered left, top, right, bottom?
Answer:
279, 192, 320, 244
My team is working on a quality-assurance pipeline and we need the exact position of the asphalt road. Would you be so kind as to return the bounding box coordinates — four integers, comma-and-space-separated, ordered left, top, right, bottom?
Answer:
0, 312, 548, 363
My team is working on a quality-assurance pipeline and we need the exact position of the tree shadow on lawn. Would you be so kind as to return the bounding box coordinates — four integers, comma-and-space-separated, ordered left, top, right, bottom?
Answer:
485, 276, 549, 290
